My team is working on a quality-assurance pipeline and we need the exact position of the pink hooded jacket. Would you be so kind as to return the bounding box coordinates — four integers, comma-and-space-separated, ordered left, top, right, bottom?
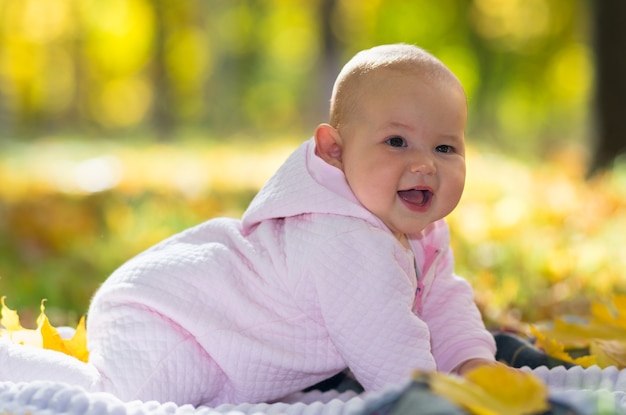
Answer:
0, 138, 495, 406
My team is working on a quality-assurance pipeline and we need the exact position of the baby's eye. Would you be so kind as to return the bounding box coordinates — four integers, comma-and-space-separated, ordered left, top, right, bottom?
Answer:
435, 145, 454, 153
386, 136, 407, 148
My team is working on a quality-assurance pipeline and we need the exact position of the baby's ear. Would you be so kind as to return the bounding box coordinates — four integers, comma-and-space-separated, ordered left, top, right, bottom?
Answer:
314, 123, 343, 169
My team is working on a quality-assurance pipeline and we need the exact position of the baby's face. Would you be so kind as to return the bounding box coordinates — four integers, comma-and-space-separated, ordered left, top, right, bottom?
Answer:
338, 69, 467, 241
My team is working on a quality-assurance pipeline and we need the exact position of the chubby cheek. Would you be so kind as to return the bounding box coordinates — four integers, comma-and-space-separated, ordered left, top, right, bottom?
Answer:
455, 165, 467, 195
345, 155, 395, 191
352, 176, 391, 208
347, 171, 397, 216
445, 172, 466, 210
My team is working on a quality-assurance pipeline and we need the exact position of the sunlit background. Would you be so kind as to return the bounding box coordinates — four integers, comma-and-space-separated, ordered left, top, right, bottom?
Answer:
0, 0, 624, 327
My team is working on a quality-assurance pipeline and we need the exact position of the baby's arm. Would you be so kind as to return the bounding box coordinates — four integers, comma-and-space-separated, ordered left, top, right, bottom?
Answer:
453, 357, 499, 375
307, 227, 438, 391
419, 245, 496, 373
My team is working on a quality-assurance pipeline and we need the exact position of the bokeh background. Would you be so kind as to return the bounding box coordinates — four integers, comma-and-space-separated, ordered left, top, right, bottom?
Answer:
1, 0, 625, 327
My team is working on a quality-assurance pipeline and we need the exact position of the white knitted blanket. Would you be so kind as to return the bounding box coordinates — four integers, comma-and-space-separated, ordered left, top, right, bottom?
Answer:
2, 366, 626, 415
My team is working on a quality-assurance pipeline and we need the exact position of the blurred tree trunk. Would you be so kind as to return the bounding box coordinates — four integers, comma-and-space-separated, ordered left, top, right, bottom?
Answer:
590, 0, 626, 174
318, 0, 341, 124
151, 0, 175, 141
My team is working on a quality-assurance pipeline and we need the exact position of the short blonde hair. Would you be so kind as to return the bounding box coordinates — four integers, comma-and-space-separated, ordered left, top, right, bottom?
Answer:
329, 44, 461, 129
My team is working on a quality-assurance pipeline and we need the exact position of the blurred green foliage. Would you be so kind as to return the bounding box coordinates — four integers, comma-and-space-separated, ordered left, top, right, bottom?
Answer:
0, 135, 297, 320
0, 0, 591, 155
1, 1, 622, 327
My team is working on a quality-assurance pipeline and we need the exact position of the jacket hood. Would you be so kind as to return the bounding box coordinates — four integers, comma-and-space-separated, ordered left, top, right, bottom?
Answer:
242, 138, 385, 233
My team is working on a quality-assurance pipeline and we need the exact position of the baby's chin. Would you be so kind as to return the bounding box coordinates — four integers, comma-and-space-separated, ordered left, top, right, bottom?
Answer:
403, 215, 448, 236
387, 222, 432, 241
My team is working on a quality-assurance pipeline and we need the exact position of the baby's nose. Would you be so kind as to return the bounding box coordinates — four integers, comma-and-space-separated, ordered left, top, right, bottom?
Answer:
409, 153, 436, 175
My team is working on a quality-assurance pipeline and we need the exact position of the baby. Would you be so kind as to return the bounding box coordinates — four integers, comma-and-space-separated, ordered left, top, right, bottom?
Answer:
0, 44, 496, 406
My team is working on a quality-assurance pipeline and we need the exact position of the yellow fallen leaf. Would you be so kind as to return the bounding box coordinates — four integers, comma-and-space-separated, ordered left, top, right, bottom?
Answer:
67, 316, 89, 362
548, 318, 625, 343
590, 339, 626, 369
420, 364, 549, 415
0, 297, 89, 362
0, 296, 22, 330
533, 295, 626, 369
0, 296, 43, 347
591, 295, 626, 334
531, 325, 597, 367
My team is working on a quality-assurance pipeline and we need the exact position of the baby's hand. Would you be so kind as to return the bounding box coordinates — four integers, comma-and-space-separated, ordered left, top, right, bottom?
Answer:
454, 358, 501, 376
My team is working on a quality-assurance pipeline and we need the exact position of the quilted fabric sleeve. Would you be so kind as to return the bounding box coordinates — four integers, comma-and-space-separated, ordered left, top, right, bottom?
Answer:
419, 244, 497, 373
300, 221, 437, 392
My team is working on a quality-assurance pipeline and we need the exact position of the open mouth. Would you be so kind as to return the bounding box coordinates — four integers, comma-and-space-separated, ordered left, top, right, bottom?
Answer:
398, 188, 433, 208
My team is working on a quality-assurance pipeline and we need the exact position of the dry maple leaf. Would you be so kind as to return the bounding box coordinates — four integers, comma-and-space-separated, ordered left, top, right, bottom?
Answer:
590, 339, 626, 369
416, 364, 549, 415
0, 296, 89, 362
534, 295, 626, 369
0, 296, 43, 347
530, 325, 597, 368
